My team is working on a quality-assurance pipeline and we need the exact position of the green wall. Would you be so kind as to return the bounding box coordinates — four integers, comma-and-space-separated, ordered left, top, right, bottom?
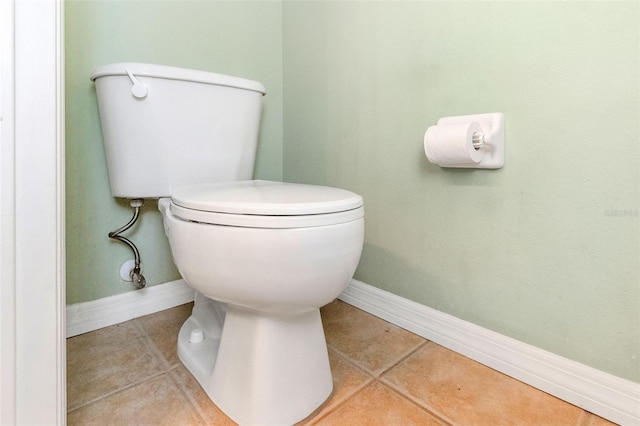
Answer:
65, 1, 283, 303
283, 2, 639, 382
66, 0, 639, 383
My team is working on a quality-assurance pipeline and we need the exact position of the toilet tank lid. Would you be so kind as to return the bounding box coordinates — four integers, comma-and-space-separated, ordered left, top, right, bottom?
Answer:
171, 180, 363, 216
89, 62, 266, 95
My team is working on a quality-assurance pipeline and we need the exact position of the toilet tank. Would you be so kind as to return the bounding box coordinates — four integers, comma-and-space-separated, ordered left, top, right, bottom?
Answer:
90, 63, 266, 199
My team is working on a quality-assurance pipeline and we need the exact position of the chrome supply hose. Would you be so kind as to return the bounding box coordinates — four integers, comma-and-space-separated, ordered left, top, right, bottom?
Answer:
108, 199, 146, 289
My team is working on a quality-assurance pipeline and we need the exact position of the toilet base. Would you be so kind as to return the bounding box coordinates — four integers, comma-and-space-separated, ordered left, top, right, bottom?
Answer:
178, 292, 334, 425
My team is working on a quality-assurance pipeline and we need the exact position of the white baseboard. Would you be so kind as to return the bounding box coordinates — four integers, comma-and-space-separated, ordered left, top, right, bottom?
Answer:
339, 279, 640, 426
66, 279, 195, 338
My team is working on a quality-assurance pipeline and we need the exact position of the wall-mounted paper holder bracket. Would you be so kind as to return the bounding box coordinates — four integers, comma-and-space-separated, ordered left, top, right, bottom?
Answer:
436, 112, 504, 169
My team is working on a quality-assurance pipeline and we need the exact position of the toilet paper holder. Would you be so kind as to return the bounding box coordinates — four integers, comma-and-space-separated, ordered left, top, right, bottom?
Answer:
427, 112, 504, 169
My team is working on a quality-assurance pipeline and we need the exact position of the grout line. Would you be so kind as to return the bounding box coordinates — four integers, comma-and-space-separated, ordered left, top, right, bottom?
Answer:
166, 366, 211, 425
576, 410, 604, 426
303, 351, 374, 424
131, 317, 174, 371
304, 381, 377, 425
130, 312, 212, 423
326, 346, 375, 378
301, 348, 375, 425
165, 366, 209, 425
379, 379, 455, 426
129, 311, 217, 424
377, 339, 430, 378
67, 317, 175, 414
576, 410, 590, 426
66, 370, 169, 414
325, 344, 375, 376
66, 318, 167, 413
324, 299, 431, 378
325, 338, 429, 379
380, 377, 458, 426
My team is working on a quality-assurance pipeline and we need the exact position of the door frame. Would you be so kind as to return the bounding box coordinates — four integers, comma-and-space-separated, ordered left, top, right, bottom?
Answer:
1, 0, 66, 423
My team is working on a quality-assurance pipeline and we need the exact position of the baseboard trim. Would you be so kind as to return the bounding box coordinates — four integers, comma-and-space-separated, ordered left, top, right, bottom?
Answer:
66, 279, 195, 338
339, 279, 640, 426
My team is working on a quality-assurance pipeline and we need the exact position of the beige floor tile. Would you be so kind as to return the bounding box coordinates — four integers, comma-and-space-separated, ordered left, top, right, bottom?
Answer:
321, 300, 426, 375
67, 374, 203, 425
382, 342, 584, 426
300, 349, 374, 424
170, 364, 237, 426
313, 381, 444, 426
136, 302, 194, 366
67, 321, 167, 410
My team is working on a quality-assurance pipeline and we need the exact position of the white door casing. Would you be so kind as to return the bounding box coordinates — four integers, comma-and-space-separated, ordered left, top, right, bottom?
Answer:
1, 0, 66, 424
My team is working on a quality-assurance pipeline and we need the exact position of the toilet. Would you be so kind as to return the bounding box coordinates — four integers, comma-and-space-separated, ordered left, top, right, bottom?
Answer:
90, 63, 364, 425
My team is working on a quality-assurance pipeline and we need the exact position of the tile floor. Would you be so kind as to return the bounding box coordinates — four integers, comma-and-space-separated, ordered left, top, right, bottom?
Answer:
67, 300, 616, 425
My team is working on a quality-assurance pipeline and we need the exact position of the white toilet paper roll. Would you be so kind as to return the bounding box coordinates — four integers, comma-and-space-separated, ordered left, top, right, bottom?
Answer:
424, 121, 484, 166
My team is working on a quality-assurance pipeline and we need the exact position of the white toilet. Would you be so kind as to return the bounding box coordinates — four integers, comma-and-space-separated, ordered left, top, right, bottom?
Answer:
90, 63, 364, 425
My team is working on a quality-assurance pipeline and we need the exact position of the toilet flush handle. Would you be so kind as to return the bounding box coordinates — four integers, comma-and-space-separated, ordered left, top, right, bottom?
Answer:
126, 69, 148, 99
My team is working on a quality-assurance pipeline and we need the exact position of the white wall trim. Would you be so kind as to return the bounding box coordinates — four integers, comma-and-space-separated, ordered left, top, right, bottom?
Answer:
339, 279, 640, 426
12, 0, 66, 424
66, 279, 195, 338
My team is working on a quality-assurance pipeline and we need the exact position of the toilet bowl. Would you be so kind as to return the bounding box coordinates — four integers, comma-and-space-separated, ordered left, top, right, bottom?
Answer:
90, 63, 365, 425
159, 180, 364, 424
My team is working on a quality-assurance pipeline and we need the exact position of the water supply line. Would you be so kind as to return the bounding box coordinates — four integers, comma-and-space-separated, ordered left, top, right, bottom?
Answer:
108, 199, 146, 289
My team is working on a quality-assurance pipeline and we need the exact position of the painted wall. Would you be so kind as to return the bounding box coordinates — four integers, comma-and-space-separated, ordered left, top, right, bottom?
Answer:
65, 1, 283, 303
283, 2, 639, 382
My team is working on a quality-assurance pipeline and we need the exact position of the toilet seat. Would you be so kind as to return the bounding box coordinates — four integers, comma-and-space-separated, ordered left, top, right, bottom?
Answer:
168, 180, 364, 229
